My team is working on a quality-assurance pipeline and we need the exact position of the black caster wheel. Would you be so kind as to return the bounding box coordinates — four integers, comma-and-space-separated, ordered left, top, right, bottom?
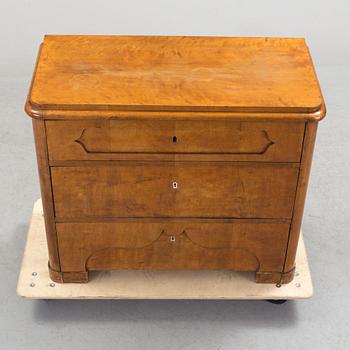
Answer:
266, 299, 287, 304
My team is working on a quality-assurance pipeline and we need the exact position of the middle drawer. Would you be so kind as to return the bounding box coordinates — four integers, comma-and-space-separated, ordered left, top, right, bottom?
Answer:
51, 162, 299, 220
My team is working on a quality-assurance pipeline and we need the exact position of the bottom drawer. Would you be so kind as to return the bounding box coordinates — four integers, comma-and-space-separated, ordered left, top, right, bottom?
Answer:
56, 221, 290, 275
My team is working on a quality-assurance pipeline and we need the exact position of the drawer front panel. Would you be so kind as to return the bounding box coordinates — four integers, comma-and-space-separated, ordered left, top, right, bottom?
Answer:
51, 163, 299, 219
57, 221, 290, 272
46, 120, 304, 162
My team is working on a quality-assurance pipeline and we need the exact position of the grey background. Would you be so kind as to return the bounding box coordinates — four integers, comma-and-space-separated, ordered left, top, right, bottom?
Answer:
1, 1, 349, 349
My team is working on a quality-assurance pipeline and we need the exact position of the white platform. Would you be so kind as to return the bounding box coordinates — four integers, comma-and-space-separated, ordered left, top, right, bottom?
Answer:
17, 200, 313, 300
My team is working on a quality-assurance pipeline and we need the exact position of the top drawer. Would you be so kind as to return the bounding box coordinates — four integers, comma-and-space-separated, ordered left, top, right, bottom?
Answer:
46, 120, 304, 162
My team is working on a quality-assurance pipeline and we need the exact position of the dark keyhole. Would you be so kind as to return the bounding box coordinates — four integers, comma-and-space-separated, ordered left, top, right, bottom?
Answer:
172, 136, 178, 143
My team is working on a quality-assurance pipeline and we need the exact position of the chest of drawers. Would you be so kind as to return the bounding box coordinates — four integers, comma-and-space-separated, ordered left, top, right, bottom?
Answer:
25, 35, 326, 284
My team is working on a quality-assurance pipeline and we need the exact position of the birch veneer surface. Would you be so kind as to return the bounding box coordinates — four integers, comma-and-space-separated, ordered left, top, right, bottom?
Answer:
25, 35, 326, 284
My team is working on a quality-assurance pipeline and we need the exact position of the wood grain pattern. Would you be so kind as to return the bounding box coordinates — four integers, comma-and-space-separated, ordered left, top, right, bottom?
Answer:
26, 35, 325, 118
56, 222, 290, 274
32, 119, 60, 272
46, 120, 304, 162
51, 162, 299, 220
283, 122, 318, 273
24, 35, 326, 284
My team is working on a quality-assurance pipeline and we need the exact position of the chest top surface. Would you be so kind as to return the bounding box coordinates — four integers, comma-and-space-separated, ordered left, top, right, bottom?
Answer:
26, 35, 325, 120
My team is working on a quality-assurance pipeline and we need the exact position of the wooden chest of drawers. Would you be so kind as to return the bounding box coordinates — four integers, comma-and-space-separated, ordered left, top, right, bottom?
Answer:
25, 35, 326, 284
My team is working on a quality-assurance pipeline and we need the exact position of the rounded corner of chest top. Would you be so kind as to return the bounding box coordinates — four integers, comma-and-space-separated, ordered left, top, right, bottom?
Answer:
307, 102, 327, 122
24, 99, 43, 120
